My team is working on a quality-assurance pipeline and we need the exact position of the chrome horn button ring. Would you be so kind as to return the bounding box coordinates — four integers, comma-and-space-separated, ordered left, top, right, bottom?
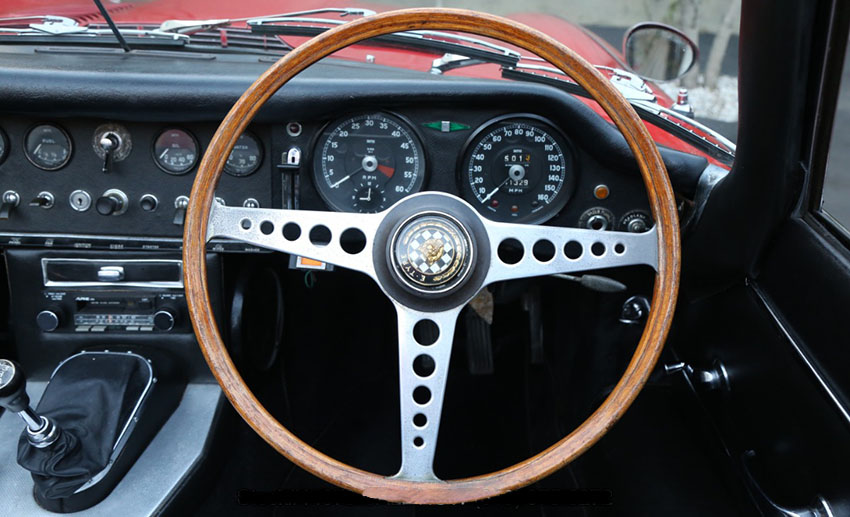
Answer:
390, 212, 474, 294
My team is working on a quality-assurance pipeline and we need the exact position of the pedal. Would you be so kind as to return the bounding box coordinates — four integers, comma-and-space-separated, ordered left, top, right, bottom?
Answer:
464, 308, 494, 375
522, 286, 544, 364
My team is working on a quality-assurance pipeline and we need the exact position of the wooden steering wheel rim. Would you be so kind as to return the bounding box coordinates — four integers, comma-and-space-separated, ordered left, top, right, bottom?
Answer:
183, 8, 680, 504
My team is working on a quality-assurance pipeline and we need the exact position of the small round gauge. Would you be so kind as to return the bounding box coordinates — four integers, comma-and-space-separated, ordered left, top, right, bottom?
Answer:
460, 115, 575, 224
225, 132, 263, 177
153, 128, 199, 175
0, 128, 7, 165
351, 178, 388, 212
24, 124, 72, 171
313, 112, 426, 213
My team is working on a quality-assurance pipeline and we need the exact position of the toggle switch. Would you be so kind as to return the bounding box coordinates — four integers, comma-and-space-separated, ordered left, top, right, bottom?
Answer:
29, 191, 54, 209
0, 191, 20, 219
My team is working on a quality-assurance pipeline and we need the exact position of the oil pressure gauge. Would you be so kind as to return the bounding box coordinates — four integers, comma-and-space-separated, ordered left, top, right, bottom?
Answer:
153, 128, 199, 175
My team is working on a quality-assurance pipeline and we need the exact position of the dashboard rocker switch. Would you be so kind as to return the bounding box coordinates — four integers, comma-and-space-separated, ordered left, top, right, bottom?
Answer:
29, 191, 55, 209
0, 191, 20, 219
95, 189, 128, 216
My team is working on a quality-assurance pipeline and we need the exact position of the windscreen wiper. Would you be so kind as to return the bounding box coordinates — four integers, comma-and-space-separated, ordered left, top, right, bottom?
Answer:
0, 15, 189, 46
157, 8, 374, 35
247, 13, 521, 67
92, 0, 130, 52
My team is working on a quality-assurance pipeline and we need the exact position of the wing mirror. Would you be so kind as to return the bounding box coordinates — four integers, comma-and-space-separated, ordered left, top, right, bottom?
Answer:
622, 22, 699, 82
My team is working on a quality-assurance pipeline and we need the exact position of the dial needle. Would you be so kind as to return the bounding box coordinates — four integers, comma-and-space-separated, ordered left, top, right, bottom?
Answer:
329, 167, 363, 189
481, 177, 510, 204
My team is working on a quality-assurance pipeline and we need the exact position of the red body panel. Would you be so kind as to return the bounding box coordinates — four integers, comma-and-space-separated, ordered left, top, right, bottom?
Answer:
0, 0, 729, 168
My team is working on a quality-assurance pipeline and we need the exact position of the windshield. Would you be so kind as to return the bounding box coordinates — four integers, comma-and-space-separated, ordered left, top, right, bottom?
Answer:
0, 0, 739, 143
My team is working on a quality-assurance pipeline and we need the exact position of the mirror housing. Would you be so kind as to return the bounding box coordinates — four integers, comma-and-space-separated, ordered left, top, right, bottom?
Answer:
622, 22, 699, 82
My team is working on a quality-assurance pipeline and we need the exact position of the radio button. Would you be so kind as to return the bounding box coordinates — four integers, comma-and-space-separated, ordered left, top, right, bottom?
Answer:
153, 310, 175, 332
36, 310, 60, 332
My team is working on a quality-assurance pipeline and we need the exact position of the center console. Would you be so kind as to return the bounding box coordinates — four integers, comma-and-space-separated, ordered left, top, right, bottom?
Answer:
6, 249, 222, 381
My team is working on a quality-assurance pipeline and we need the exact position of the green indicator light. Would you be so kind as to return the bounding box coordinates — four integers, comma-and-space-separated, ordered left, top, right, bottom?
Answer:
422, 121, 471, 132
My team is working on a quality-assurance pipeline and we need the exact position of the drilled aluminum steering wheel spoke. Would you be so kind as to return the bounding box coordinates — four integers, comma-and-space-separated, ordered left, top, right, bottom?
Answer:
206, 203, 381, 278
483, 221, 658, 285
391, 303, 461, 482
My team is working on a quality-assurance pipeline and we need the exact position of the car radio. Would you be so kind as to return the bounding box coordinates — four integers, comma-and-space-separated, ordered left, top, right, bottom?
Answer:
36, 258, 189, 333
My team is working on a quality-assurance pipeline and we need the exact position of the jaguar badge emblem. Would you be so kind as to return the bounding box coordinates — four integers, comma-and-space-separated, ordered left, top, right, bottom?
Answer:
391, 213, 473, 293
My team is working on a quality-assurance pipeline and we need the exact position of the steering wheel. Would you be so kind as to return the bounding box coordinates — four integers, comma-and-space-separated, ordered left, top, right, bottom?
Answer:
183, 8, 679, 504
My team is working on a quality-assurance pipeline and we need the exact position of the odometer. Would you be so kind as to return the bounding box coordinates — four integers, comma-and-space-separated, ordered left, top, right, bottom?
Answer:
461, 115, 575, 224
313, 112, 426, 213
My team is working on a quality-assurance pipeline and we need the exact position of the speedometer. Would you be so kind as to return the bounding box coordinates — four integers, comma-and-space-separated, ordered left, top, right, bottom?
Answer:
460, 115, 575, 224
313, 112, 426, 213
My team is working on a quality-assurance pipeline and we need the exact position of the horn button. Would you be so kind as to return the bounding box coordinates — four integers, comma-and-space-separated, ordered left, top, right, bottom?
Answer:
373, 193, 491, 311
390, 213, 474, 294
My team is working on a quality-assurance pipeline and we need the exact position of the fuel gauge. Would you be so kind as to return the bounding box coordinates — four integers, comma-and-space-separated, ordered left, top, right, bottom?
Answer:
25, 124, 72, 171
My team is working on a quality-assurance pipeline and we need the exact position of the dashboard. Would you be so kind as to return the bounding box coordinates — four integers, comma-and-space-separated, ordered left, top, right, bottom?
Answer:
0, 48, 709, 253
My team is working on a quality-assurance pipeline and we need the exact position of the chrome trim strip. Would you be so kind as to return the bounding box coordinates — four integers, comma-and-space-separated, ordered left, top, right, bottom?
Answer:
632, 99, 737, 153
41, 257, 184, 289
750, 282, 850, 427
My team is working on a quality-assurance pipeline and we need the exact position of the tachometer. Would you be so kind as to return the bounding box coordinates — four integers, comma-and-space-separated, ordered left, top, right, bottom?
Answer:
313, 112, 426, 213
460, 115, 575, 224
25, 124, 72, 171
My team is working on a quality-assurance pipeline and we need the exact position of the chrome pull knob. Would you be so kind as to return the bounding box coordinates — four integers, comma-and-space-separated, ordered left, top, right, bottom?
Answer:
95, 189, 128, 216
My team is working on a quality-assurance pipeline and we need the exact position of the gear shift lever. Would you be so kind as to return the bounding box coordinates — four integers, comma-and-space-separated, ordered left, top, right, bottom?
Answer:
0, 359, 60, 448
